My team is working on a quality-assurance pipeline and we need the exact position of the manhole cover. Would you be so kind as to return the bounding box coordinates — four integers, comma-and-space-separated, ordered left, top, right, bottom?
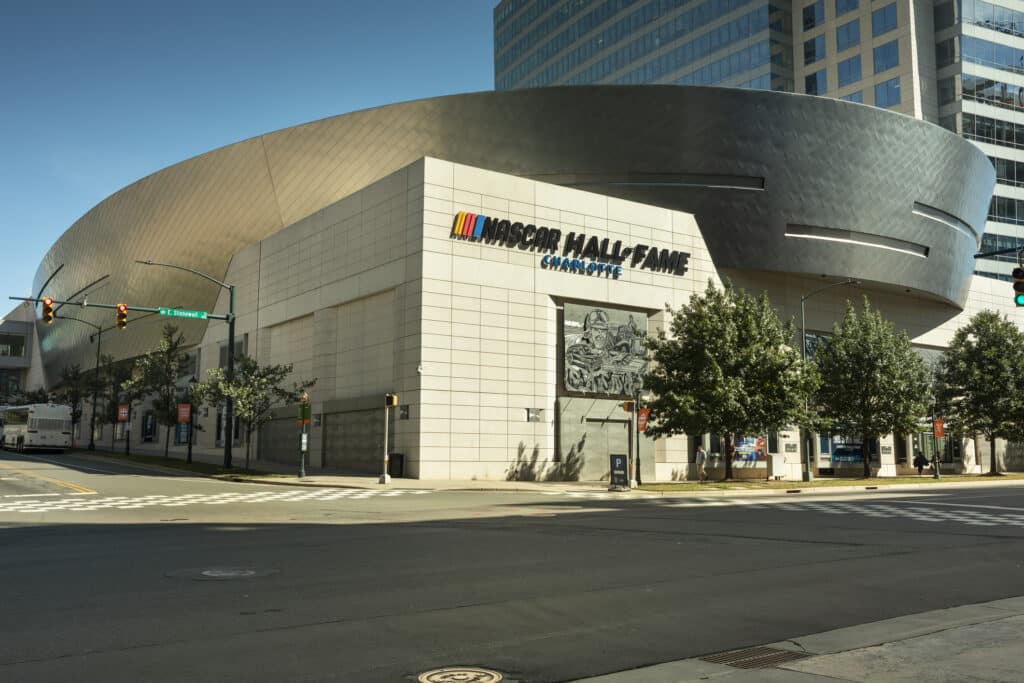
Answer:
417, 666, 503, 682
165, 567, 279, 581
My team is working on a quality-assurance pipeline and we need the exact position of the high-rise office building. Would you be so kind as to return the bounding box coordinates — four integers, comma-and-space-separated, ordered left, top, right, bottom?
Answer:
492, 0, 1020, 282
493, 0, 795, 92
937, 0, 1024, 280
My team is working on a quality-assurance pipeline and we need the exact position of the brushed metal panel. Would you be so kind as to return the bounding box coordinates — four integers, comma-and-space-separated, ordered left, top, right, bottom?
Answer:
34, 86, 993, 381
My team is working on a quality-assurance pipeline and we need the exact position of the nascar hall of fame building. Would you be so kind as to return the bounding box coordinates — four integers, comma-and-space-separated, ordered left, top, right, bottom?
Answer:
24, 86, 1024, 480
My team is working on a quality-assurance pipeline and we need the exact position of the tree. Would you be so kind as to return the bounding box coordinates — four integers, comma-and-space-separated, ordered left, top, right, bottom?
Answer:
813, 298, 931, 478
935, 310, 1024, 475
195, 355, 316, 470
134, 325, 190, 457
16, 387, 51, 405
645, 279, 814, 480
119, 372, 147, 457
53, 365, 87, 438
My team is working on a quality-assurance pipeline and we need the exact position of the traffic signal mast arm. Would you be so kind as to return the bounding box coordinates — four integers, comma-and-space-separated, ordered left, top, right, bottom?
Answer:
973, 247, 1024, 307
8, 296, 232, 321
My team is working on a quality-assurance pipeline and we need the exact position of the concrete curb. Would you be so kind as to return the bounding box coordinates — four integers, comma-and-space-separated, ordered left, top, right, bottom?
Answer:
570, 596, 1024, 682
59, 450, 1024, 496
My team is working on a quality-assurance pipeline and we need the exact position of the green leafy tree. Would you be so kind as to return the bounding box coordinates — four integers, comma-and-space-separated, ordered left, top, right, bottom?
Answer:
935, 310, 1024, 475
813, 298, 931, 478
119, 372, 147, 457
53, 365, 87, 433
17, 387, 51, 405
134, 325, 190, 457
645, 279, 814, 480
195, 355, 316, 470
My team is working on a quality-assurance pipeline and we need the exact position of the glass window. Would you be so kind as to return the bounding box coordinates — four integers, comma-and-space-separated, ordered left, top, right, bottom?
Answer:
819, 434, 832, 454
836, 0, 859, 18
768, 433, 780, 453
934, 1, 956, 30
803, 0, 825, 30
872, 3, 898, 36
874, 40, 899, 73
936, 37, 957, 68
0, 334, 25, 357
805, 68, 827, 94
804, 34, 826, 64
836, 19, 860, 51
842, 90, 864, 103
838, 54, 862, 86
875, 76, 901, 107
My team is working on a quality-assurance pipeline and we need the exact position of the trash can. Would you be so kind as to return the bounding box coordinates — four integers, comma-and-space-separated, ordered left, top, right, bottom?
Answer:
388, 453, 404, 478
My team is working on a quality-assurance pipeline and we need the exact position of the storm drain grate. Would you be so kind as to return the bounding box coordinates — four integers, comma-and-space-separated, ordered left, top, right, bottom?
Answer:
700, 646, 811, 669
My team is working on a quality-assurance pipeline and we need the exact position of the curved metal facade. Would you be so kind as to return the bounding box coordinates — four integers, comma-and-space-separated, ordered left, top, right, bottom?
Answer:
34, 86, 993, 379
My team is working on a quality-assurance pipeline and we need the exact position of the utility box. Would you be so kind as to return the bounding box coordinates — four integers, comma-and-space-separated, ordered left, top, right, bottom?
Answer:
388, 453, 404, 478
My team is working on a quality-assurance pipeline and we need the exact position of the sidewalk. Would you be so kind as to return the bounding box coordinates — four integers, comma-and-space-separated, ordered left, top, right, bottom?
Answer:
71, 445, 1024, 496
571, 596, 1024, 682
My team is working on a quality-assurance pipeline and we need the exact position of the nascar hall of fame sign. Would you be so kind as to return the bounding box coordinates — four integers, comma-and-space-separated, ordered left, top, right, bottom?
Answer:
450, 211, 690, 279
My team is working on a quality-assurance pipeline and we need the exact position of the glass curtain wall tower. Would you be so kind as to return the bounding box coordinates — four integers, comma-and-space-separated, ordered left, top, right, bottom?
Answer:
494, 0, 1016, 281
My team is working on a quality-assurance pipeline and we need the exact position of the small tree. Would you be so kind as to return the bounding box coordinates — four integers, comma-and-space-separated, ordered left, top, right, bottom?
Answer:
53, 365, 87, 438
18, 387, 51, 405
646, 279, 814, 480
196, 355, 316, 470
813, 298, 931, 478
135, 325, 190, 457
935, 310, 1024, 475
119, 372, 147, 457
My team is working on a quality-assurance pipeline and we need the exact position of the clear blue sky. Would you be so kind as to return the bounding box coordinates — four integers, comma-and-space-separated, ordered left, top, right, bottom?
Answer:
0, 0, 495, 302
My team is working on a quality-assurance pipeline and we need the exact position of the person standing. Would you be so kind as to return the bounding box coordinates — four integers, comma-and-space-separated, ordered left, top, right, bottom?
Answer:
913, 447, 927, 476
696, 444, 708, 482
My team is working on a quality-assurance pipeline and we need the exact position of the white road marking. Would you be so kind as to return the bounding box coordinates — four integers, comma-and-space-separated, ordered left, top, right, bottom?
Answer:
0, 488, 432, 513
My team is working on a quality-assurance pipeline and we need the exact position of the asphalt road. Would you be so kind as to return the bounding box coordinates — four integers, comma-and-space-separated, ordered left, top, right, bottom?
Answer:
1, 451, 1023, 682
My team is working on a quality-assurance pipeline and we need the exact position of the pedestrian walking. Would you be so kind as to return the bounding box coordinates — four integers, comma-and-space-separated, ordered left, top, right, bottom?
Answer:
696, 444, 708, 482
913, 448, 927, 476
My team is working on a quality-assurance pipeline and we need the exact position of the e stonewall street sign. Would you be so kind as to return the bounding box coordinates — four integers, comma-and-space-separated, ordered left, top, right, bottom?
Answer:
159, 307, 208, 320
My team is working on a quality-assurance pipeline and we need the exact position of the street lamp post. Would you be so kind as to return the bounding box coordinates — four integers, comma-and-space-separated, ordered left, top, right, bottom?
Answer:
58, 315, 105, 451
187, 375, 197, 465
800, 278, 859, 482
136, 260, 236, 468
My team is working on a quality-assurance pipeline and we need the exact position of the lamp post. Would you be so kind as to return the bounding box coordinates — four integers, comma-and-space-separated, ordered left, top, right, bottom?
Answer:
187, 375, 197, 465
136, 260, 235, 469
57, 315, 105, 451
800, 278, 859, 482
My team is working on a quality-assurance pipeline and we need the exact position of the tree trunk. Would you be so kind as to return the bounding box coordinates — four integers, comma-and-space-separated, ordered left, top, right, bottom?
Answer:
990, 434, 1000, 475
862, 432, 871, 478
164, 424, 171, 458
724, 433, 734, 481
245, 426, 252, 471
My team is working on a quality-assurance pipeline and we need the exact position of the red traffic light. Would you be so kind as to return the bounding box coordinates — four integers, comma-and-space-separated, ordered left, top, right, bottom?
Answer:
41, 296, 55, 324
116, 303, 127, 313
115, 303, 128, 330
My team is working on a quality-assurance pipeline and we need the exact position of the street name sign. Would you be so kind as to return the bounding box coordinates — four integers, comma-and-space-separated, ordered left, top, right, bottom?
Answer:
159, 307, 208, 320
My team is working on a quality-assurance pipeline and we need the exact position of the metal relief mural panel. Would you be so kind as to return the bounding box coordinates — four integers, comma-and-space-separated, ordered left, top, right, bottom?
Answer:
563, 303, 648, 396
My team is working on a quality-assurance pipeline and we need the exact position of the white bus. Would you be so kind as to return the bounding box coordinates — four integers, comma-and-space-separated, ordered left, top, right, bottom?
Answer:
2, 404, 73, 452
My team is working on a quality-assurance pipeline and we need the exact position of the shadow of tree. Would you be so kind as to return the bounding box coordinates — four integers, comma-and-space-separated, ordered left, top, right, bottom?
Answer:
506, 435, 587, 482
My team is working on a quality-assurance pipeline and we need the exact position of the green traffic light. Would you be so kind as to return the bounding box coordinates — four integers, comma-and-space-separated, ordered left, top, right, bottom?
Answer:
1015, 293, 1024, 307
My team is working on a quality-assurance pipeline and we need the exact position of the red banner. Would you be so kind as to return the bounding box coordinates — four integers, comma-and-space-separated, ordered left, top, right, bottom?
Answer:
177, 404, 191, 423
933, 419, 945, 439
638, 408, 650, 432
117, 404, 129, 422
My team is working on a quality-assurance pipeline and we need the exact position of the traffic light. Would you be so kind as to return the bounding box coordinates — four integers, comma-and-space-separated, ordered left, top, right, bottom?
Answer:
115, 303, 128, 330
622, 400, 635, 412
1014, 267, 1024, 307
385, 393, 398, 408
41, 296, 54, 324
